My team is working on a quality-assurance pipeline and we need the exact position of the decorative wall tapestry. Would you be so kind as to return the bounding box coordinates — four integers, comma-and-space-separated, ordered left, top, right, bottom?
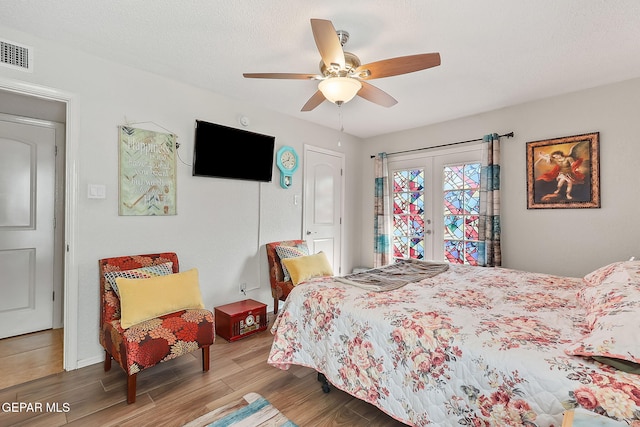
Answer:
526, 132, 600, 209
118, 126, 177, 215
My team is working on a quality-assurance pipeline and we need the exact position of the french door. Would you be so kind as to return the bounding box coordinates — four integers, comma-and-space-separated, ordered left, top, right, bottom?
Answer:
388, 146, 481, 263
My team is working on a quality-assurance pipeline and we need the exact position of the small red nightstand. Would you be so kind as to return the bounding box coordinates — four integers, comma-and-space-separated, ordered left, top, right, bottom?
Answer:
214, 299, 268, 342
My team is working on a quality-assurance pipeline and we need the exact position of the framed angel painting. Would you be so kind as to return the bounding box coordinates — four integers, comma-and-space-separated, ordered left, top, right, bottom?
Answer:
526, 132, 600, 209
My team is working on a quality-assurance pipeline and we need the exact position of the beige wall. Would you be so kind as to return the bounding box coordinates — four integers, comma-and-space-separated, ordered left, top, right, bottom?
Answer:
0, 24, 363, 367
3, 21, 639, 367
362, 77, 640, 278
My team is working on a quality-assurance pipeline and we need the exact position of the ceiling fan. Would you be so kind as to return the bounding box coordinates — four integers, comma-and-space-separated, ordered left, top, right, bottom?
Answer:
243, 18, 441, 111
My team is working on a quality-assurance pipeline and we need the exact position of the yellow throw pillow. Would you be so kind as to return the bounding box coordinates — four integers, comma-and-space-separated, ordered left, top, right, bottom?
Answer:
281, 252, 334, 285
116, 268, 205, 329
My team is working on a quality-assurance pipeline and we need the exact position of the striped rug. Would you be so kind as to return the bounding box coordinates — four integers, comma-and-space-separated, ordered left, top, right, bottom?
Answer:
182, 392, 297, 427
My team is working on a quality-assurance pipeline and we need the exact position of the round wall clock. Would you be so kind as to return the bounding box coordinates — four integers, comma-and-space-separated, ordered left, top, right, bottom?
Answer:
276, 146, 299, 189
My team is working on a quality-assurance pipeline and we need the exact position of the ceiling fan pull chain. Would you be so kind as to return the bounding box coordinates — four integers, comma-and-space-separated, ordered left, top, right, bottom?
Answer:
337, 104, 344, 147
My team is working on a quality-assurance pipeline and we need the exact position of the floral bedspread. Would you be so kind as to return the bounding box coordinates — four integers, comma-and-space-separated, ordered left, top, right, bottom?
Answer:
268, 264, 640, 426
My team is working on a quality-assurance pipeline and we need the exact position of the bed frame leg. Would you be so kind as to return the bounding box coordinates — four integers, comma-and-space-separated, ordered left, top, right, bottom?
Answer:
317, 372, 330, 393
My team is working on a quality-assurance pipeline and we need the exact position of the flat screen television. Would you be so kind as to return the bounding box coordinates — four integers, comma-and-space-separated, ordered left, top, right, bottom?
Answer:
192, 119, 275, 182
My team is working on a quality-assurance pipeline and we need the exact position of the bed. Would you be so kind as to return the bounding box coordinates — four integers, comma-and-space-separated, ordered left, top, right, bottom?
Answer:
268, 259, 640, 426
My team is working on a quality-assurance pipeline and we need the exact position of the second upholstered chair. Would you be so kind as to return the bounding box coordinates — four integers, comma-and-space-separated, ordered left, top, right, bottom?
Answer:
265, 240, 308, 314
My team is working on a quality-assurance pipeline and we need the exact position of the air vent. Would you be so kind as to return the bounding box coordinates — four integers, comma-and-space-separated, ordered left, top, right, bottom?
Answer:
1, 39, 33, 72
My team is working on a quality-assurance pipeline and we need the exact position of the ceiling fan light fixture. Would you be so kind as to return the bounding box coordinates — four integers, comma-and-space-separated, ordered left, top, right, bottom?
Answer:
243, 19, 441, 111
318, 77, 362, 105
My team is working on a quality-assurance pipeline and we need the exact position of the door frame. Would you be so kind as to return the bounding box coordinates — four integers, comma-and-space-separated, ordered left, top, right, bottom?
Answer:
302, 144, 345, 275
0, 77, 80, 371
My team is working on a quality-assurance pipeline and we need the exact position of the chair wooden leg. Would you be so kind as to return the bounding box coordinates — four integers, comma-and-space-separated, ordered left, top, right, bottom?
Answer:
104, 350, 112, 372
202, 345, 210, 372
274, 297, 279, 315
127, 373, 137, 404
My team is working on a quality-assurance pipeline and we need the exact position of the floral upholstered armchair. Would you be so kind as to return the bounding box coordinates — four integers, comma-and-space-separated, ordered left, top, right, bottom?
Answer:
99, 252, 215, 403
266, 240, 308, 314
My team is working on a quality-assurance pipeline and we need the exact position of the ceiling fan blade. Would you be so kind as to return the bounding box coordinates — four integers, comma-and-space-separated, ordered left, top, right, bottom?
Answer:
310, 19, 345, 69
356, 53, 441, 80
301, 90, 326, 111
357, 81, 398, 107
243, 73, 318, 80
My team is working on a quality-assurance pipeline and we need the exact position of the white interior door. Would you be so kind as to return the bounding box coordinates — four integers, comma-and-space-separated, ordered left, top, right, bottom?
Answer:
0, 116, 57, 338
303, 146, 344, 275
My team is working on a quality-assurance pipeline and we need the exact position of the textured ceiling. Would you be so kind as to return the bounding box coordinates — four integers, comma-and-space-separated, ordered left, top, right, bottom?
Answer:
2, 0, 640, 138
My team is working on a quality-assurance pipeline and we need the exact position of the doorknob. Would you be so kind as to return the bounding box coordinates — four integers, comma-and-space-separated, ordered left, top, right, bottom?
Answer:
306, 231, 317, 235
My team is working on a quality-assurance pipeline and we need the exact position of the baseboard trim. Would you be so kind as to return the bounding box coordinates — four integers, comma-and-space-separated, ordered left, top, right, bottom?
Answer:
76, 355, 103, 370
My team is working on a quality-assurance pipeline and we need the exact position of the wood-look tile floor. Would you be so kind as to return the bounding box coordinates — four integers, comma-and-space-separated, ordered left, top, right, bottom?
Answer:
0, 328, 64, 390
0, 322, 407, 426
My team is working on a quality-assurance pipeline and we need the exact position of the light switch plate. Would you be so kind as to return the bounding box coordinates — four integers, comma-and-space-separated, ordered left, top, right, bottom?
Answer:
88, 184, 106, 199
